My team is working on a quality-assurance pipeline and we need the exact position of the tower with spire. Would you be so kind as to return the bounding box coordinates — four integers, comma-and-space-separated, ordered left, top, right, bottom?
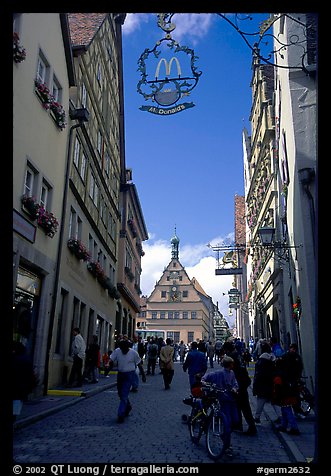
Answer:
170, 226, 180, 260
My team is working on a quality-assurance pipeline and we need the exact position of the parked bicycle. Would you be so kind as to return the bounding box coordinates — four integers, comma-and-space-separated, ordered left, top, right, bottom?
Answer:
183, 382, 230, 460
296, 377, 315, 417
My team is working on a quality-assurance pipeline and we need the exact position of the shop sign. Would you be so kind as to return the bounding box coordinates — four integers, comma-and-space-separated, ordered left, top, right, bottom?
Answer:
13, 209, 36, 243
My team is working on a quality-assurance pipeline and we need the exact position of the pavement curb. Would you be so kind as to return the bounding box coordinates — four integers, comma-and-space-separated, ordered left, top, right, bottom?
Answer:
13, 381, 117, 431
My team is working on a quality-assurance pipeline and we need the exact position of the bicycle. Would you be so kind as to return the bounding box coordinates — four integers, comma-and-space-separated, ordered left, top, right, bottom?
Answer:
296, 377, 315, 417
183, 383, 230, 460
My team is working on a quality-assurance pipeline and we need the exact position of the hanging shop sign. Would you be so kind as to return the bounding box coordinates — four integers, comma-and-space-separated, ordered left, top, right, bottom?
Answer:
137, 14, 202, 115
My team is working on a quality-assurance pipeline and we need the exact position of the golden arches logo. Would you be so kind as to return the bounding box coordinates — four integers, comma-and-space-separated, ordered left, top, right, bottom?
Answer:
155, 57, 182, 79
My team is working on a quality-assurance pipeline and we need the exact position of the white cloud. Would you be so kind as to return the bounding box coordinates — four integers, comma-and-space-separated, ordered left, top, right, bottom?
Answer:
140, 234, 236, 326
122, 13, 150, 35
122, 13, 214, 45
172, 14, 214, 44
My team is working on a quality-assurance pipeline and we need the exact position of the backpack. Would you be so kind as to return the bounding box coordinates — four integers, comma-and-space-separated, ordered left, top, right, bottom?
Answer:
149, 344, 158, 358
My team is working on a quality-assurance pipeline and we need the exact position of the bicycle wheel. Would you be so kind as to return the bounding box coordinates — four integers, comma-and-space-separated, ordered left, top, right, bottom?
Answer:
206, 409, 227, 460
188, 403, 204, 444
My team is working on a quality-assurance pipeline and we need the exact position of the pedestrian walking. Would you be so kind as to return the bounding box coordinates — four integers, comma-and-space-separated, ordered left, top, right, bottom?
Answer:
108, 338, 141, 423
222, 340, 257, 435
159, 338, 174, 390
183, 341, 207, 390
179, 340, 187, 364
146, 337, 158, 375
214, 339, 223, 364
252, 341, 276, 422
206, 341, 215, 368
67, 328, 86, 388
12, 341, 37, 421
102, 350, 112, 378
84, 335, 100, 383
272, 356, 301, 435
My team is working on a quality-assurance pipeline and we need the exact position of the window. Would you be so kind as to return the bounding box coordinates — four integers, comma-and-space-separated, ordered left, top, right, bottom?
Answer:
174, 311, 180, 319
191, 312, 197, 319
73, 138, 81, 168
23, 164, 38, 197
107, 212, 116, 240
161, 291, 166, 298
89, 170, 99, 206
36, 53, 48, 84
151, 312, 157, 320
183, 311, 188, 319
52, 75, 62, 103
69, 208, 82, 240
183, 291, 188, 297
167, 331, 174, 341
40, 180, 50, 210
168, 312, 173, 319
97, 130, 103, 157
104, 151, 111, 177
80, 152, 87, 180
97, 63, 102, 83
160, 312, 165, 319
81, 82, 87, 108
73, 137, 87, 181
188, 332, 194, 343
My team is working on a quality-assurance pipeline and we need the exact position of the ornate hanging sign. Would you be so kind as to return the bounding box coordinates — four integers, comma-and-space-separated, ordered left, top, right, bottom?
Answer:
137, 14, 202, 115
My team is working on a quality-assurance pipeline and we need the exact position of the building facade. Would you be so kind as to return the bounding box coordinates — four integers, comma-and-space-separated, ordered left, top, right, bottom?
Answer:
13, 13, 148, 392
243, 13, 317, 392
144, 232, 215, 345
13, 13, 75, 394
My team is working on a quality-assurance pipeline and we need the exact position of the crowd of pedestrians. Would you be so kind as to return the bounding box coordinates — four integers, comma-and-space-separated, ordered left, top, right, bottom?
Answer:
13, 329, 307, 438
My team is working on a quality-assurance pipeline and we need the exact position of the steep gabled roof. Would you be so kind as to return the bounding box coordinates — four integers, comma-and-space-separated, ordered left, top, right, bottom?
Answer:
68, 13, 107, 47
191, 277, 210, 298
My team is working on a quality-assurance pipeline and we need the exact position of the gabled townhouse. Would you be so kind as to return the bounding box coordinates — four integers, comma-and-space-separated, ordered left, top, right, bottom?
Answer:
46, 13, 128, 388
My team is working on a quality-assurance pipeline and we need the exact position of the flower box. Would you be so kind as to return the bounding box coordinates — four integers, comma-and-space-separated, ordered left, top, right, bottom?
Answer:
34, 78, 53, 109
21, 195, 40, 220
87, 260, 107, 284
67, 238, 91, 261
13, 32, 26, 63
50, 101, 67, 130
37, 208, 59, 237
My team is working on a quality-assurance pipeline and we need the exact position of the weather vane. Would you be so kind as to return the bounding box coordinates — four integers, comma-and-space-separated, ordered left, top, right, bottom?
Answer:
137, 13, 202, 115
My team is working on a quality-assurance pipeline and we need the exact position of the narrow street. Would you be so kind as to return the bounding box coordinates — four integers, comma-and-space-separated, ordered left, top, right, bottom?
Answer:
13, 361, 303, 465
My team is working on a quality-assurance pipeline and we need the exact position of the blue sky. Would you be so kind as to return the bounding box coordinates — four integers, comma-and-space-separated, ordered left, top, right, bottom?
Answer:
122, 13, 269, 324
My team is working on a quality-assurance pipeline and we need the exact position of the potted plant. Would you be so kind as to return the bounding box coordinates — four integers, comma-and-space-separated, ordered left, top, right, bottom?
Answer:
13, 32, 26, 63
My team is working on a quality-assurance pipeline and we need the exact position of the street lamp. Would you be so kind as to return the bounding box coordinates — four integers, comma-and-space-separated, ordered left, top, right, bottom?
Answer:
257, 226, 302, 262
257, 226, 275, 246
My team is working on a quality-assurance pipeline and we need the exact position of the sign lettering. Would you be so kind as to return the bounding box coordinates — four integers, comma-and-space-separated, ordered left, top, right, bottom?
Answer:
139, 102, 195, 115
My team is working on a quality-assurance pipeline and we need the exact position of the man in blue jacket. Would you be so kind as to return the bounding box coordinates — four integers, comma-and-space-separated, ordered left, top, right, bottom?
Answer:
183, 341, 207, 389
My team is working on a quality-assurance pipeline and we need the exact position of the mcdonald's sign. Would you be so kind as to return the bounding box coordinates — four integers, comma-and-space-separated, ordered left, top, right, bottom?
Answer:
155, 57, 182, 79
137, 34, 202, 115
